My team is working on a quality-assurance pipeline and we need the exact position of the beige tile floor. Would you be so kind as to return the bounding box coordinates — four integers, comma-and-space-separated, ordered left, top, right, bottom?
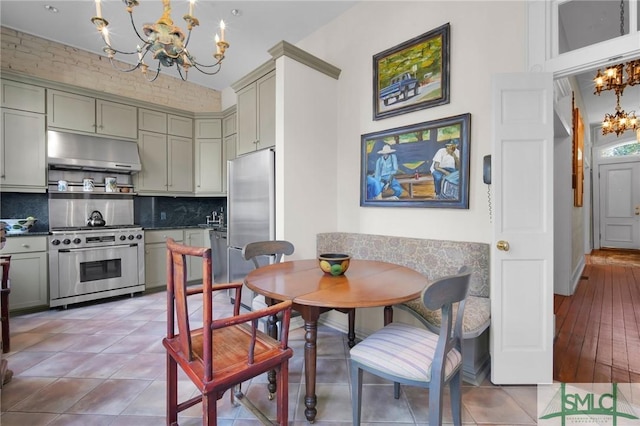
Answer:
0, 291, 538, 425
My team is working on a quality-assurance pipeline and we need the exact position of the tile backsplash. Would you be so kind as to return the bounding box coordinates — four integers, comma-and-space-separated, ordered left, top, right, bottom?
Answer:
0, 193, 49, 232
134, 196, 226, 228
0, 192, 226, 231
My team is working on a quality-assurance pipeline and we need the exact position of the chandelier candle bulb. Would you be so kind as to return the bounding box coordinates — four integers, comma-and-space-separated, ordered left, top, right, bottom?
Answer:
189, 0, 195, 17
95, 0, 102, 18
101, 27, 110, 45
215, 34, 221, 55
220, 20, 225, 42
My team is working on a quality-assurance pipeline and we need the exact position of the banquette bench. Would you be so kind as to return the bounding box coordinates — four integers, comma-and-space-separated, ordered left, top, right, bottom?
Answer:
316, 232, 491, 385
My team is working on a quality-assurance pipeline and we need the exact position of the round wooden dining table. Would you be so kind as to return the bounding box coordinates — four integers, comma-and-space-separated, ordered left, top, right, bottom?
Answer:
244, 258, 429, 423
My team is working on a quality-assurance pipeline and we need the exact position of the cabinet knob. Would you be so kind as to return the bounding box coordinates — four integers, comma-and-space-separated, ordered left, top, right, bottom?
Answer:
21, 244, 29, 248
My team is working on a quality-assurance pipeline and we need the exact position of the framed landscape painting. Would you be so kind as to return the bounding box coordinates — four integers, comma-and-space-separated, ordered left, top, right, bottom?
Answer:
373, 23, 450, 120
361, 113, 470, 209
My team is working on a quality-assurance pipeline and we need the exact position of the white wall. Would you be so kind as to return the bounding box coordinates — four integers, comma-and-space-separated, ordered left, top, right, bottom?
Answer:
296, 1, 527, 244
281, 1, 527, 331
276, 56, 339, 258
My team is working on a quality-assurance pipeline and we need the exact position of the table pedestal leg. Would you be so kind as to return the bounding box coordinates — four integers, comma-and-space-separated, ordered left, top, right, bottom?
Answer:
347, 309, 356, 348
301, 306, 320, 423
384, 305, 393, 326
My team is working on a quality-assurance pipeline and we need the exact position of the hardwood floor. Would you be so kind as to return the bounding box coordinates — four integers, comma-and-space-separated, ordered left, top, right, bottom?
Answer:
554, 250, 640, 383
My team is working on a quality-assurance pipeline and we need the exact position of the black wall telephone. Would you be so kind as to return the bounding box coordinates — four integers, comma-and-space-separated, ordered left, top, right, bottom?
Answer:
483, 155, 492, 185
483, 155, 492, 222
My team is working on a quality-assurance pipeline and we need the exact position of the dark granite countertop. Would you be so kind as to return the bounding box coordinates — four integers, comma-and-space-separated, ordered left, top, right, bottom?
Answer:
143, 225, 227, 232
6, 232, 50, 237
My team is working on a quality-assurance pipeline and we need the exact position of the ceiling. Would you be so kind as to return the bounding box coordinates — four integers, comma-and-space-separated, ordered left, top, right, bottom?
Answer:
558, 0, 640, 134
1, 0, 638, 132
0, 0, 357, 91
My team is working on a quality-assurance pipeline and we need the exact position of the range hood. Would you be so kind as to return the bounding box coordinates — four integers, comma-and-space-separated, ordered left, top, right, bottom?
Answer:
47, 130, 142, 174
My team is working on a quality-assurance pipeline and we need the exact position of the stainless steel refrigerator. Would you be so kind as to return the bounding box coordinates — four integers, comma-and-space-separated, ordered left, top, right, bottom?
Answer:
227, 148, 275, 309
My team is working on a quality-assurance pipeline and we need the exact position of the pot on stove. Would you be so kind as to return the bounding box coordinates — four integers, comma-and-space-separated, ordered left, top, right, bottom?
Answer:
87, 210, 106, 227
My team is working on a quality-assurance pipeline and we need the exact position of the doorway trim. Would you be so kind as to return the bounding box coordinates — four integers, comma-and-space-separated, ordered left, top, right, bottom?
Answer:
592, 139, 640, 249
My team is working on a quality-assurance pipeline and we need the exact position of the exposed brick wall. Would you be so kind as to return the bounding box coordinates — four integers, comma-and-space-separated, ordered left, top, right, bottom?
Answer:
0, 27, 221, 113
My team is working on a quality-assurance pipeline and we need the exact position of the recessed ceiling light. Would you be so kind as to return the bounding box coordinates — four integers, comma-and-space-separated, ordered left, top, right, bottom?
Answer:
44, 5, 59, 13
231, 9, 241, 17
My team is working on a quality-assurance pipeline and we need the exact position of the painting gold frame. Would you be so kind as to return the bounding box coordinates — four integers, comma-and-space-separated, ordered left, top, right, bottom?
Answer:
360, 113, 470, 209
572, 93, 584, 207
373, 23, 450, 120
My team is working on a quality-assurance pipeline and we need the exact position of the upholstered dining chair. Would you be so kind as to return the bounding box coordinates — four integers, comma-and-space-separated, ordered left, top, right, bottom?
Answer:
350, 266, 471, 426
163, 238, 294, 426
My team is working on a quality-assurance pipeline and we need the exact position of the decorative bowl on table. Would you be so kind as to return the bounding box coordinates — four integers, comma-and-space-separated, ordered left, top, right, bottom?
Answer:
318, 253, 351, 276
1, 218, 37, 235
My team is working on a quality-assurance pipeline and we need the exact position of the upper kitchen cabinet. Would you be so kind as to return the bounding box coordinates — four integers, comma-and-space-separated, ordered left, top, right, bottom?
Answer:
222, 108, 237, 193
135, 130, 193, 194
135, 110, 193, 195
168, 114, 193, 138
138, 108, 167, 133
233, 63, 276, 156
139, 109, 193, 137
168, 135, 194, 192
47, 89, 138, 139
1, 79, 45, 113
194, 118, 223, 195
222, 110, 237, 138
0, 80, 46, 192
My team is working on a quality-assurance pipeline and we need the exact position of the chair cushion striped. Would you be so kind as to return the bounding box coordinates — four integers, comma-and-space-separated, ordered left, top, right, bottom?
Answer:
350, 322, 461, 383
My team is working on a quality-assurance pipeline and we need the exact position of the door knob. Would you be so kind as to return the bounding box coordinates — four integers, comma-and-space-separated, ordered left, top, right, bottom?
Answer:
496, 240, 510, 251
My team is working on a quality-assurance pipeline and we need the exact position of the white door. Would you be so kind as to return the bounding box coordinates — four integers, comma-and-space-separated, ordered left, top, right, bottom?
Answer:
599, 162, 640, 249
491, 73, 554, 384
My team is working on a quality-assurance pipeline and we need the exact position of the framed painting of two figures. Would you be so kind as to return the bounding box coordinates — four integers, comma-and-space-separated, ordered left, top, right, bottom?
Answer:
360, 113, 470, 209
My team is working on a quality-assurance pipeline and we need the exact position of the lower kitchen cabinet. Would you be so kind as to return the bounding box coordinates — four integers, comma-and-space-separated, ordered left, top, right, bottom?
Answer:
3, 236, 48, 312
184, 229, 205, 282
144, 229, 183, 290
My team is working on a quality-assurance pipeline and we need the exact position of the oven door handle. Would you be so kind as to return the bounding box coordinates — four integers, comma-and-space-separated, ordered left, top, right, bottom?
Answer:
58, 244, 136, 253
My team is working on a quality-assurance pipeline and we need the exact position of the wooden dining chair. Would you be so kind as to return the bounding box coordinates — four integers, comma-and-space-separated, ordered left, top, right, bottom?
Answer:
163, 238, 294, 426
1, 256, 11, 354
349, 266, 471, 426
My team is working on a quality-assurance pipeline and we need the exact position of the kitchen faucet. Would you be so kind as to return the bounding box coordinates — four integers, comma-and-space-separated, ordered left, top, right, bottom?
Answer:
206, 210, 224, 227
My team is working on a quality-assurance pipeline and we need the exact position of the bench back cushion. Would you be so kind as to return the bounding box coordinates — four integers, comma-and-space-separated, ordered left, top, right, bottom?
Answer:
317, 232, 489, 298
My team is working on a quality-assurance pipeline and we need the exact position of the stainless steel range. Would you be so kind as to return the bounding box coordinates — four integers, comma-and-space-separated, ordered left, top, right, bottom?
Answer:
48, 191, 145, 308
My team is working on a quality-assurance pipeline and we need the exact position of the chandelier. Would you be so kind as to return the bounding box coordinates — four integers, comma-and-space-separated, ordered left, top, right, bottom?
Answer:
593, 60, 640, 97
91, 0, 229, 82
601, 93, 638, 137
592, 0, 640, 137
